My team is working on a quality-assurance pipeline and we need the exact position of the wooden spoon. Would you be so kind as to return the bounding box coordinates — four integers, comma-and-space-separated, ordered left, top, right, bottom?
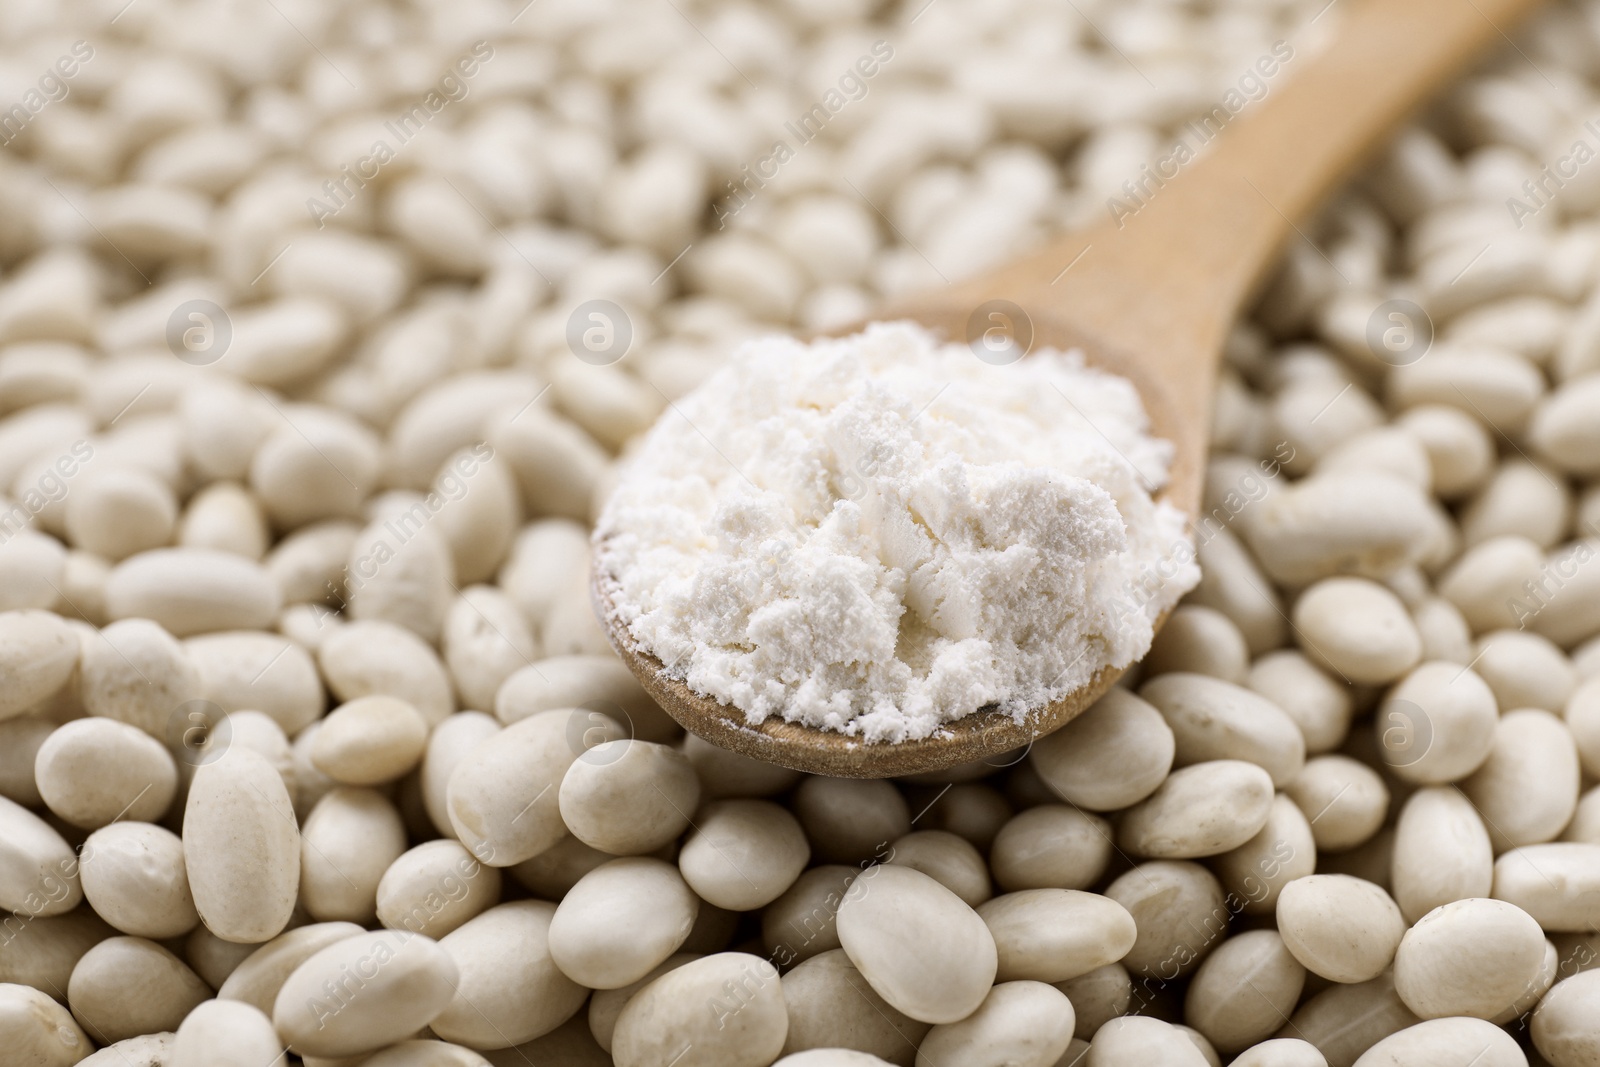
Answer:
595, 0, 1543, 777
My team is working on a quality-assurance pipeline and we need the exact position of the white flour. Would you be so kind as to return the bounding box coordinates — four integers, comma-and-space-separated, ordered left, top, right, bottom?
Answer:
594, 322, 1199, 742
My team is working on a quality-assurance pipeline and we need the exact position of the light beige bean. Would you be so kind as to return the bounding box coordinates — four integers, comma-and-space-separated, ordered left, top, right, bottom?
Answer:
1086, 1016, 1210, 1067
343, 510, 455, 645
433, 452, 522, 589
311, 696, 429, 786
1460, 457, 1571, 549
1392, 786, 1494, 924
978, 890, 1136, 984
990, 805, 1112, 892
1185, 930, 1307, 1054
1104, 861, 1227, 979
34, 717, 177, 829
1473, 629, 1577, 712
104, 548, 281, 636
612, 952, 785, 1067
273, 930, 458, 1058
300, 787, 407, 924
67, 935, 210, 1044
1291, 578, 1423, 685
318, 620, 455, 727
884, 830, 990, 908
177, 482, 269, 560
441, 585, 536, 712
216, 922, 366, 1016
917, 783, 1013, 852
778, 948, 928, 1065
0, 981, 93, 1067
557, 739, 699, 855
79, 617, 203, 737
1531, 969, 1600, 1067
794, 778, 911, 865
1190, 526, 1287, 654
359, 1039, 495, 1067
0, 609, 78, 720
1350, 1017, 1526, 1067
1393, 897, 1545, 1019
1285, 756, 1390, 853
0, 715, 52, 806
1281, 971, 1420, 1067
1243, 472, 1435, 585
1413, 596, 1474, 665
916, 981, 1074, 1067
1143, 605, 1251, 683
836, 864, 996, 1024
678, 799, 810, 911
419, 710, 499, 839
183, 749, 299, 944
1397, 404, 1495, 499
79, 821, 197, 939
508, 835, 612, 900
376, 840, 502, 940
495, 655, 678, 743
249, 408, 381, 530
1373, 662, 1498, 784
548, 857, 698, 989
1277, 875, 1404, 984
1438, 535, 1545, 633
265, 521, 360, 606
64, 467, 177, 562
0, 794, 83, 917
171, 998, 283, 1067
431, 901, 587, 1049
448, 709, 624, 867
1216, 794, 1316, 917
0, 908, 111, 997
1492, 843, 1600, 931
186, 630, 325, 737
1055, 963, 1130, 1040
1460, 709, 1580, 851
1139, 674, 1306, 786
1246, 650, 1354, 755
1231, 1038, 1329, 1067
1030, 689, 1175, 812
1118, 760, 1275, 859
774, 1052, 894, 1067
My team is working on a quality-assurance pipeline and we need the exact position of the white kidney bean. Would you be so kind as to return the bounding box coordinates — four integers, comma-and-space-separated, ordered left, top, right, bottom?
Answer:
0, 981, 93, 1067
495, 654, 678, 742
449, 709, 623, 867
1392, 897, 1545, 1019
1291, 578, 1423, 685
915, 980, 1074, 1067
1144, 605, 1251, 683
171, 998, 283, 1067
67, 935, 211, 1044
989, 805, 1111, 893
1103, 861, 1227, 979
1285, 756, 1389, 853
1030, 688, 1175, 812
1231, 1038, 1329, 1067
186, 630, 325, 737
611, 952, 786, 1067
547, 857, 698, 989
557, 739, 699, 855
0, 609, 78, 720
1350, 1017, 1526, 1067
977, 889, 1135, 984
272, 930, 458, 1058
1460, 709, 1580, 851
1276, 875, 1405, 984
311, 696, 428, 786
318, 620, 455, 727
430, 900, 587, 1049
1139, 673, 1306, 786
34, 717, 177, 828
79, 821, 197, 939
1185, 930, 1306, 1054
1118, 760, 1275, 859
375, 839, 501, 941
79, 616, 203, 737
1492, 843, 1600, 931
299, 787, 407, 925
105, 548, 281, 636
1087, 1016, 1210, 1067
1211, 793, 1317, 916
1392, 786, 1494, 924
183, 749, 299, 944
678, 798, 810, 911
1373, 662, 1498, 784
0, 794, 83, 917
1531, 969, 1600, 1067
835, 864, 996, 1024
1246, 650, 1354, 754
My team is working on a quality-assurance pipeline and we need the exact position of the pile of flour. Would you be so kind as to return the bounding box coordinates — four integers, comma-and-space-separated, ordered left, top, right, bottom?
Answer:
594, 322, 1199, 742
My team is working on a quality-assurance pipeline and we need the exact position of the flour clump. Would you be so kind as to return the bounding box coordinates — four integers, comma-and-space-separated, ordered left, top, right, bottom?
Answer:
594, 322, 1198, 742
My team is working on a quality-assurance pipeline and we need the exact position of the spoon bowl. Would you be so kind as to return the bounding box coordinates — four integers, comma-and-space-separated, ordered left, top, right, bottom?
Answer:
594, 0, 1543, 777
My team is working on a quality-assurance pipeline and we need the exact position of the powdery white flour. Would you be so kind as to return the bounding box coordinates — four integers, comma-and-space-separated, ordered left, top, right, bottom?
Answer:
594, 322, 1199, 742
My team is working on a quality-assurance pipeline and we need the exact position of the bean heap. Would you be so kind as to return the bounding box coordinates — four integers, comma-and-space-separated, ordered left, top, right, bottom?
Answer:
4, 0, 1600, 1065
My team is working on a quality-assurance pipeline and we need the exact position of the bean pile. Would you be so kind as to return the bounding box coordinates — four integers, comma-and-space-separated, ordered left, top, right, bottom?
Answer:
4, 0, 1600, 1065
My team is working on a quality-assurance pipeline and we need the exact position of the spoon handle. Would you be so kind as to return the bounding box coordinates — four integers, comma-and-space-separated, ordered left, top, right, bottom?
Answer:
953, 0, 1543, 448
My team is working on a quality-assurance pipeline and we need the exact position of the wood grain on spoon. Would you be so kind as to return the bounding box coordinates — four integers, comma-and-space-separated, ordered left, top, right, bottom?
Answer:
595, 0, 1545, 777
